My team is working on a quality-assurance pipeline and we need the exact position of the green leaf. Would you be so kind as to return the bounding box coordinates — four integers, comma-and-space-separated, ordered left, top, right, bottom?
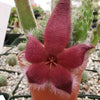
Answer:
97, 24, 100, 38
92, 33, 99, 46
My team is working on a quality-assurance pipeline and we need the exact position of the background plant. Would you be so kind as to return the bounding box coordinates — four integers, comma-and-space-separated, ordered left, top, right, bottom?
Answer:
32, 5, 44, 19
8, 7, 19, 27
18, 42, 26, 51
0, 74, 7, 87
81, 71, 88, 83
6, 54, 17, 66
32, 16, 48, 42
71, 0, 93, 45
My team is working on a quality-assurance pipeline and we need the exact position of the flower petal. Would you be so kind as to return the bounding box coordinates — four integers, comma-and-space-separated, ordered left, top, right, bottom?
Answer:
50, 65, 72, 94
25, 35, 47, 63
44, 0, 71, 55
26, 63, 49, 84
57, 44, 94, 68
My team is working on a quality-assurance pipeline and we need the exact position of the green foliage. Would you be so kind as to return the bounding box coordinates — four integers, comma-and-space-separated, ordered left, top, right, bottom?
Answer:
9, 7, 19, 27
32, 5, 44, 19
91, 31, 99, 46
96, 24, 100, 38
81, 71, 88, 83
32, 28, 43, 41
7, 54, 17, 66
92, 24, 100, 46
0, 74, 7, 87
32, 16, 48, 42
72, 0, 93, 43
18, 43, 26, 51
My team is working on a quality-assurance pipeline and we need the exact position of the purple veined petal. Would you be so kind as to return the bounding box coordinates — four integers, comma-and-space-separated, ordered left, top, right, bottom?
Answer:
44, 0, 71, 56
57, 43, 94, 69
50, 65, 73, 94
25, 35, 47, 63
26, 63, 49, 84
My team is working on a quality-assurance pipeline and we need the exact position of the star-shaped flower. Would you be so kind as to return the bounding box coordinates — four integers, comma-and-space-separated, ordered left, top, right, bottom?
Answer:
25, 0, 94, 94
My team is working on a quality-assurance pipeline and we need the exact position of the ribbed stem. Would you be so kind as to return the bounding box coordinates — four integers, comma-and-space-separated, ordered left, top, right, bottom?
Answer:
14, 0, 37, 33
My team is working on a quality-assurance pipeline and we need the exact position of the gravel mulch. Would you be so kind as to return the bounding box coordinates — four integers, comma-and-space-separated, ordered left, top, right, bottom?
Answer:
0, 43, 100, 100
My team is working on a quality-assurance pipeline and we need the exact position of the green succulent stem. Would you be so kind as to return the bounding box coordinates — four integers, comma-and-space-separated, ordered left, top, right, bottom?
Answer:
0, 74, 7, 87
72, 0, 93, 43
14, 0, 37, 33
92, 24, 100, 46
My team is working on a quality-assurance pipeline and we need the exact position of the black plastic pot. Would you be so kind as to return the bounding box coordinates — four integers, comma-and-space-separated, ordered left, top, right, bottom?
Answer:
93, 11, 98, 15
4, 33, 21, 45
93, 19, 98, 23
0, 93, 9, 100
92, 23, 97, 28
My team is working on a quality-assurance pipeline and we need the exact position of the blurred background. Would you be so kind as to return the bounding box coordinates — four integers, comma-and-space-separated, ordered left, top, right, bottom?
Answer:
0, 0, 51, 11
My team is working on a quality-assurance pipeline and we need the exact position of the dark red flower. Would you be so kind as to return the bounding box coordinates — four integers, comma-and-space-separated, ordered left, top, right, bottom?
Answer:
25, 0, 94, 94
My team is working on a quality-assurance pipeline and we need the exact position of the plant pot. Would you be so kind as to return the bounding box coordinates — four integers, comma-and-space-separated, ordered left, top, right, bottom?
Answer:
4, 33, 21, 45
18, 51, 88, 100
0, 93, 9, 100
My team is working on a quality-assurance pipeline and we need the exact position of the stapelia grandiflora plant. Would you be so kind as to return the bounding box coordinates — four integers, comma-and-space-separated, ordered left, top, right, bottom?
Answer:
17, 0, 94, 100
24, 0, 94, 96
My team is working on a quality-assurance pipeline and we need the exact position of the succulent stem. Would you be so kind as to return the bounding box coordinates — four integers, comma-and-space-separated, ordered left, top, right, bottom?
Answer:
14, 0, 37, 33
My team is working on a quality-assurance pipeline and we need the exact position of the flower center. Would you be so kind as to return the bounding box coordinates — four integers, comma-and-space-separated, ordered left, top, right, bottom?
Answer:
49, 57, 55, 63
45, 56, 57, 68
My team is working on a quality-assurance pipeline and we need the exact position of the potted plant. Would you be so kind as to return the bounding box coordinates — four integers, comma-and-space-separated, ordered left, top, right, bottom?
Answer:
16, 0, 98, 100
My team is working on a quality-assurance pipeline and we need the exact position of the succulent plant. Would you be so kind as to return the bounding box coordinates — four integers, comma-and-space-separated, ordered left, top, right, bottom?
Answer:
6, 54, 17, 66
24, 0, 94, 94
9, 7, 19, 27
81, 71, 88, 83
71, 0, 93, 44
15, 0, 95, 99
0, 74, 7, 87
92, 23, 100, 46
18, 43, 26, 51
32, 5, 44, 19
